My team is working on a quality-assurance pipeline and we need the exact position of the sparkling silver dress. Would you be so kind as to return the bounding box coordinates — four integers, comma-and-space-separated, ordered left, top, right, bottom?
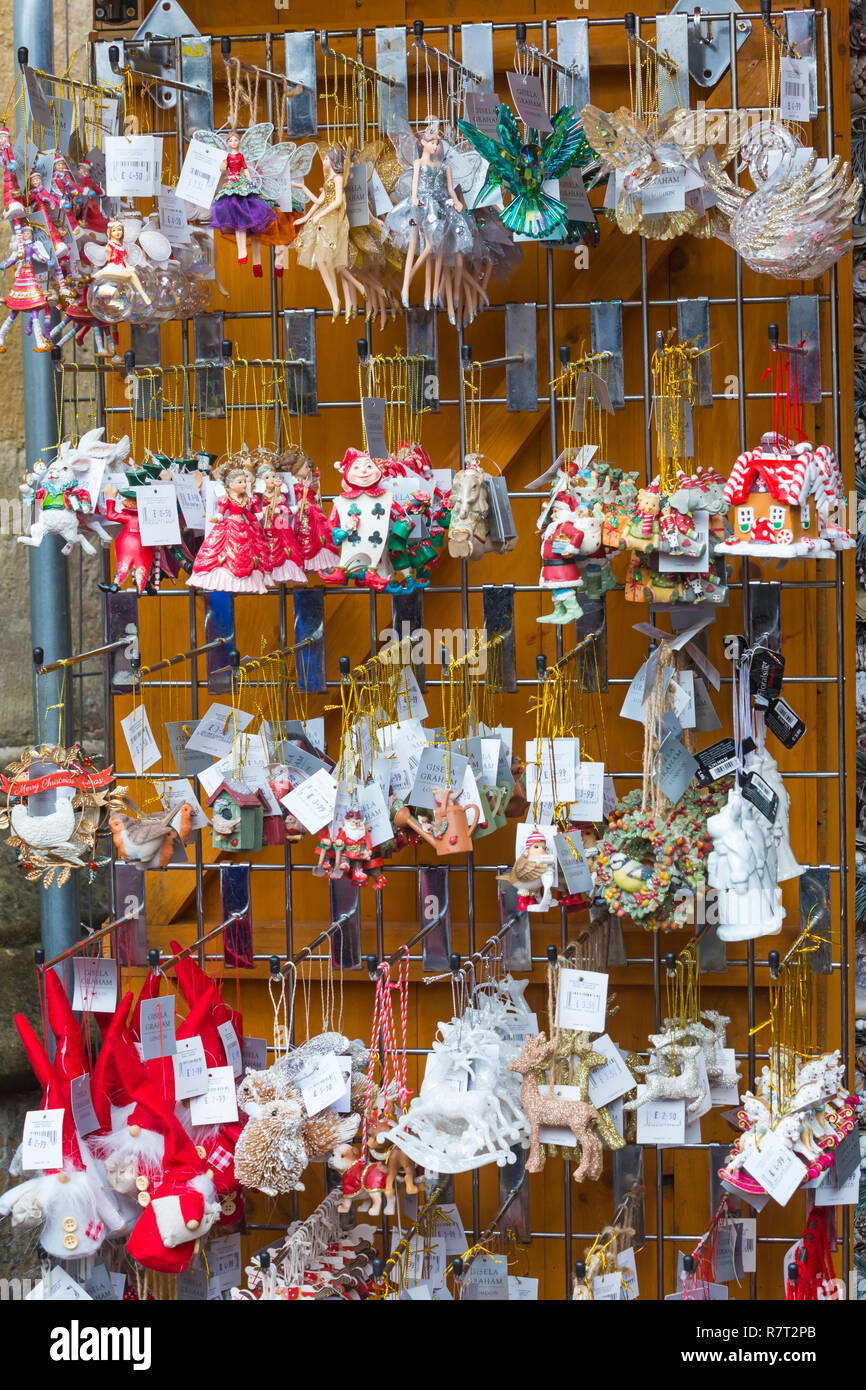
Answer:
385, 161, 474, 257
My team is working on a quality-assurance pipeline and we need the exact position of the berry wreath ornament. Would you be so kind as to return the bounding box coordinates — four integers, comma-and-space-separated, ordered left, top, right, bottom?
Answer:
594, 783, 730, 930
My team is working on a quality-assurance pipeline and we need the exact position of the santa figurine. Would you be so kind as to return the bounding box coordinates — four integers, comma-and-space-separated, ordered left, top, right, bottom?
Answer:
537, 492, 585, 625
320, 448, 404, 592
497, 829, 556, 911
314, 807, 386, 888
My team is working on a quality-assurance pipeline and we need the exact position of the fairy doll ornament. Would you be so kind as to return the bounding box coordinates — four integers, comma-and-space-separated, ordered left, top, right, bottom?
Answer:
385, 124, 475, 318
188, 455, 272, 594
196, 124, 277, 266
294, 145, 367, 319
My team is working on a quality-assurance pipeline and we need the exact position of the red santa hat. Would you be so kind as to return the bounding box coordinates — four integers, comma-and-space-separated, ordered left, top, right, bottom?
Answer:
335, 446, 382, 477
169, 939, 243, 1060
549, 491, 579, 513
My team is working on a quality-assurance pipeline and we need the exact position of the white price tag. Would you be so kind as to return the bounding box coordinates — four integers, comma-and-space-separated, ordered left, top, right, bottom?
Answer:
139, 995, 177, 1060
634, 1089, 686, 1145
592, 1273, 622, 1300
344, 161, 370, 227
640, 165, 686, 213
120, 705, 161, 774
29, 1267, 93, 1301
71, 957, 117, 1013
156, 777, 209, 832
556, 966, 608, 1033
242, 1036, 268, 1072
185, 703, 254, 757
815, 1163, 860, 1206
189, 1066, 239, 1126
506, 71, 553, 132
586, 1035, 637, 1108
174, 476, 206, 531
281, 768, 338, 834
503, 1012, 540, 1043
508, 1275, 539, 1300
709, 1048, 740, 1107
172, 1035, 209, 1100
174, 138, 226, 208
297, 1052, 348, 1117
570, 760, 605, 822
462, 1252, 509, 1301
525, 737, 577, 806
780, 57, 811, 120
433, 1204, 468, 1256
158, 193, 191, 244
209, 1233, 242, 1291
743, 1126, 808, 1206
22, 1108, 64, 1171
396, 668, 428, 722
617, 1247, 639, 1299
104, 134, 162, 196
217, 1020, 243, 1078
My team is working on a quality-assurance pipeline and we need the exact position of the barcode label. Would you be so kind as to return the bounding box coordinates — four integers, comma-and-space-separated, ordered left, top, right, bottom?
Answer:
780, 58, 810, 119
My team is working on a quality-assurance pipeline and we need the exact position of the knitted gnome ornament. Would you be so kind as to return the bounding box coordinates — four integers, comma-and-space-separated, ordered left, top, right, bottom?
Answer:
125, 1092, 220, 1273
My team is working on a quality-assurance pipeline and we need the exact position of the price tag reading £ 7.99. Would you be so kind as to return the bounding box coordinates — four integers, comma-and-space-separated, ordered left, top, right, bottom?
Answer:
556, 966, 609, 1034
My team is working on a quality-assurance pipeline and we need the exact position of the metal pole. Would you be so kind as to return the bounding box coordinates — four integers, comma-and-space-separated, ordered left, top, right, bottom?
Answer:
16, 0, 79, 966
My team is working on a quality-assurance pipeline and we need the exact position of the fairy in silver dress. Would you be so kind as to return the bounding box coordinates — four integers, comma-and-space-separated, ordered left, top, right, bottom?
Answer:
385, 125, 476, 317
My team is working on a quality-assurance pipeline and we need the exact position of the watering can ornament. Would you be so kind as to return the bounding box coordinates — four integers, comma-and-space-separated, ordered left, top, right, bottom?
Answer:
393, 786, 479, 856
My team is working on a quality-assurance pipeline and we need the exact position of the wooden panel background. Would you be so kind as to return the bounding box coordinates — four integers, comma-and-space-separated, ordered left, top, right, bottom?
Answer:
91, 0, 854, 1299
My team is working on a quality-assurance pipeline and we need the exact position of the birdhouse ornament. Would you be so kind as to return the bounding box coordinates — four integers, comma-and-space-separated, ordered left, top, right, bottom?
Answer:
206, 781, 268, 852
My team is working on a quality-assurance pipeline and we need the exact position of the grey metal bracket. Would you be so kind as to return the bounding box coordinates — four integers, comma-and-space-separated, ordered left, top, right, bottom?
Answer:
498, 879, 532, 972
499, 1150, 531, 1243
590, 301, 625, 410
178, 35, 213, 134
786, 294, 822, 406
677, 297, 713, 406
613, 1144, 646, 1245
375, 27, 409, 131
459, 23, 495, 93
504, 302, 537, 413
130, 325, 162, 422
574, 594, 608, 692
556, 19, 590, 113
748, 581, 782, 654
418, 866, 452, 973
283, 309, 318, 416
800, 866, 832, 975
392, 588, 426, 690
202, 591, 235, 694
114, 864, 147, 967
406, 309, 439, 414
221, 864, 253, 968
193, 312, 226, 419
329, 880, 362, 971
293, 588, 326, 694
126, 1, 211, 122
669, 0, 752, 89
106, 588, 139, 694
709, 1142, 739, 1212
482, 583, 516, 692
283, 32, 318, 137
656, 15, 691, 112
698, 919, 728, 973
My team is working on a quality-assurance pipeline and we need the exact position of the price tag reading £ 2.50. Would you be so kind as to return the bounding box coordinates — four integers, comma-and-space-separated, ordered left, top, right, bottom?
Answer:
556, 966, 609, 1034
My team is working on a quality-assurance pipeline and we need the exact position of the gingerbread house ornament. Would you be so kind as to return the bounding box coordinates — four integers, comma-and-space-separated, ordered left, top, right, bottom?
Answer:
716, 432, 853, 558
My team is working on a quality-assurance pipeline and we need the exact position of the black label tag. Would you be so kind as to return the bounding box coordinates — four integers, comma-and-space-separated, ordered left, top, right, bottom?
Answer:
764, 696, 806, 748
749, 649, 785, 701
695, 737, 738, 786
742, 771, 779, 824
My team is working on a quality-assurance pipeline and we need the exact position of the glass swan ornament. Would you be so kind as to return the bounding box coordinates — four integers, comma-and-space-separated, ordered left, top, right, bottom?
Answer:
458, 102, 601, 242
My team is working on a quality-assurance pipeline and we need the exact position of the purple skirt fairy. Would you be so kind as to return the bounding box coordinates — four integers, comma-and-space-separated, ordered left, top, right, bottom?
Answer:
210, 192, 276, 236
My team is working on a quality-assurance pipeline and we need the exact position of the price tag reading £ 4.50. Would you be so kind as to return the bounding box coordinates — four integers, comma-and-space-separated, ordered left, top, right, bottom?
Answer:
556, 966, 609, 1034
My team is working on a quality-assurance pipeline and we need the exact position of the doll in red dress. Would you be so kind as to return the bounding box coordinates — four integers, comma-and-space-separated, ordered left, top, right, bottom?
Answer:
93, 220, 152, 305
0, 225, 52, 353
188, 456, 272, 594
282, 446, 340, 574
100, 479, 158, 593
73, 159, 108, 236
253, 457, 306, 584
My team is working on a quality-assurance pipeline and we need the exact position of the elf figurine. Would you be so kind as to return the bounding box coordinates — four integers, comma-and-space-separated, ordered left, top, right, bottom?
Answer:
314, 807, 387, 888
537, 492, 585, 625
100, 467, 161, 593
320, 448, 404, 592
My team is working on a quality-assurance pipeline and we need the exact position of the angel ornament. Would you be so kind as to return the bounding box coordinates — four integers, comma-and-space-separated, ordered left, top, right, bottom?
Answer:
200, 125, 278, 266
385, 125, 475, 318
498, 829, 556, 912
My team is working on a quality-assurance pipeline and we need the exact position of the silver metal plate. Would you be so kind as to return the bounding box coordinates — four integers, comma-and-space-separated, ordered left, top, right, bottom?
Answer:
283, 309, 318, 416
179, 34, 213, 137
697, 919, 728, 973
498, 879, 532, 973
391, 588, 426, 689
669, 0, 752, 89
590, 300, 625, 409
656, 15, 691, 112
329, 879, 362, 970
709, 1142, 739, 1212
786, 293, 822, 406
459, 23, 495, 94
419, 866, 452, 973
114, 864, 147, 967
130, 324, 162, 422
130, 0, 202, 111
202, 591, 235, 695
284, 32, 318, 138
499, 1150, 531, 1243
574, 594, 608, 692
482, 583, 516, 692
677, 297, 713, 406
193, 311, 225, 419
784, 9, 818, 118
221, 864, 253, 968
613, 1144, 646, 1245
800, 866, 832, 974
504, 302, 537, 413
405, 309, 439, 413
375, 27, 409, 132
556, 19, 590, 113
293, 588, 326, 693
106, 588, 139, 694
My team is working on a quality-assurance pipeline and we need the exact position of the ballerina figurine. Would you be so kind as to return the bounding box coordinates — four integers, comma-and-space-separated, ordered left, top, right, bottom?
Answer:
187, 455, 272, 594
384, 125, 475, 318
94, 220, 152, 304
253, 456, 306, 584
203, 127, 278, 266
0, 224, 52, 353
293, 146, 365, 319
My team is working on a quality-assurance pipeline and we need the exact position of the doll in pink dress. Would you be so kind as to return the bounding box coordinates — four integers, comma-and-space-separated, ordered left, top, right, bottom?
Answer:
253, 457, 306, 584
188, 457, 272, 594
282, 446, 340, 574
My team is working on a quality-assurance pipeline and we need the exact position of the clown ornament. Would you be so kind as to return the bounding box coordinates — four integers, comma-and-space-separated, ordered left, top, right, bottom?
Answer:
321, 448, 403, 591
